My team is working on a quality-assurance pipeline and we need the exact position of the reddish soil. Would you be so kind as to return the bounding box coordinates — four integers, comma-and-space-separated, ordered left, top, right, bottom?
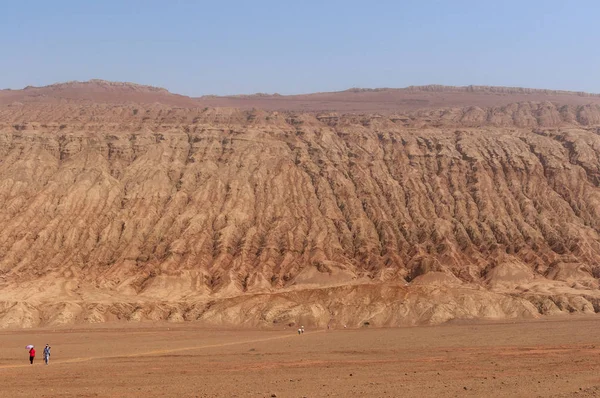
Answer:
2, 317, 600, 397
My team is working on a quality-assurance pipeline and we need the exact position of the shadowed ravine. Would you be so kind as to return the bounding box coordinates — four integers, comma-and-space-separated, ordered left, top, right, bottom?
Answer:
2, 98, 600, 328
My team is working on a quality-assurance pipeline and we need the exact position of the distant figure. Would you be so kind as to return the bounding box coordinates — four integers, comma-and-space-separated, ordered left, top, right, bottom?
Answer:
301, 326, 305, 334
298, 328, 301, 335
43, 344, 51, 365
29, 347, 36, 364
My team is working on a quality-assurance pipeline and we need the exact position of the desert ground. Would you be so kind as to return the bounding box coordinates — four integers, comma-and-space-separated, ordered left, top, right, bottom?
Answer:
2, 317, 600, 397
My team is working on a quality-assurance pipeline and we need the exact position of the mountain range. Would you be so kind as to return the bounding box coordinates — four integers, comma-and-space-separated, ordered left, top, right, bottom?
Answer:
2, 80, 600, 328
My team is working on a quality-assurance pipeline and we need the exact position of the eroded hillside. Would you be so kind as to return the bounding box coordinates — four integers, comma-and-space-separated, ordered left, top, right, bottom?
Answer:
2, 100, 600, 328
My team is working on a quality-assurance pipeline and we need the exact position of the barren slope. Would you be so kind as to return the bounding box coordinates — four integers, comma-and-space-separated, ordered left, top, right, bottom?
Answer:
0, 80, 198, 107
2, 83, 600, 328
194, 85, 600, 113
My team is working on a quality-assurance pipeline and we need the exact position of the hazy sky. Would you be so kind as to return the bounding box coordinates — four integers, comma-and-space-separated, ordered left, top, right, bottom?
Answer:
2, 0, 599, 96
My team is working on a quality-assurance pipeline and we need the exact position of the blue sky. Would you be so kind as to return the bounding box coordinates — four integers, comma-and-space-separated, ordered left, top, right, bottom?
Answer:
2, 0, 599, 96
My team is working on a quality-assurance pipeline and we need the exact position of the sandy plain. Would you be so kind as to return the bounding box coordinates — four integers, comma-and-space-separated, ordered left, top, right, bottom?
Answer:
2, 317, 600, 397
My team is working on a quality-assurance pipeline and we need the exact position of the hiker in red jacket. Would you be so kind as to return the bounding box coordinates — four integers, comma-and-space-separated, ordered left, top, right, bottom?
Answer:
29, 347, 35, 364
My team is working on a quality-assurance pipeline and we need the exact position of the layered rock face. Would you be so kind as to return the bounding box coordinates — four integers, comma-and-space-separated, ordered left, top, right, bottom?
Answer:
2, 98, 600, 328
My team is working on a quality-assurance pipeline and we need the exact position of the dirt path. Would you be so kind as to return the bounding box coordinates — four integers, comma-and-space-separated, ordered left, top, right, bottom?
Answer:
0, 329, 324, 370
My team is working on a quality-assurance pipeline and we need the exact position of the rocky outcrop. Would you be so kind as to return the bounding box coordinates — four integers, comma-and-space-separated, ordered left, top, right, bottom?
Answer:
3, 101, 600, 129
404, 85, 600, 97
1, 97, 600, 328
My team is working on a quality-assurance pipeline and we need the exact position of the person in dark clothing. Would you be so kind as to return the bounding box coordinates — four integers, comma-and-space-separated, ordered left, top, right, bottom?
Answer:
29, 347, 35, 364
43, 344, 51, 365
